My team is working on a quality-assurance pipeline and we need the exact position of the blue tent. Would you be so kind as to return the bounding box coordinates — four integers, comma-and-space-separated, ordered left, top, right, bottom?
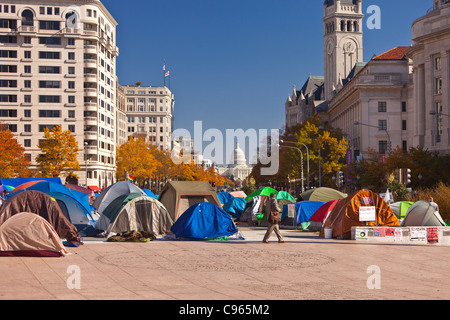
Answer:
9, 181, 91, 219
48, 192, 97, 236
170, 202, 238, 240
223, 197, 246, 220
0, 177, 62, 188
282, 201, 325, 225
217, 192, 234, 205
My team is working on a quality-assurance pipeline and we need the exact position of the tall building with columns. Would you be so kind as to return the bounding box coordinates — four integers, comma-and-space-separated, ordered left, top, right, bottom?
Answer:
406, 0, 450, 153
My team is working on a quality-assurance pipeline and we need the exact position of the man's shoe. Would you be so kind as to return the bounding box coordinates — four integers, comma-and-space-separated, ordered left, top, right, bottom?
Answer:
278, 240, 285, 243
262, 241, 269, 244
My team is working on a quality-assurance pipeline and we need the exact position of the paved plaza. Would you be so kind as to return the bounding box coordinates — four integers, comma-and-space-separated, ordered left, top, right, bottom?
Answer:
0, 225, 449, 301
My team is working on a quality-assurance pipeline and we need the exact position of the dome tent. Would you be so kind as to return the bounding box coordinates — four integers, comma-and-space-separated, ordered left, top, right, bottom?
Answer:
298, 187, 347, 203
320, 189, 400, 239
93, 181, 146, 215
170, 202, 239, 240
217, 191, 234, 205
95, 193, 173, 237
158, 181, 221, 222
0, 190, 82, 246
401, 200, 446, 227
0, 212, 69, 257
245, 187, 277, 201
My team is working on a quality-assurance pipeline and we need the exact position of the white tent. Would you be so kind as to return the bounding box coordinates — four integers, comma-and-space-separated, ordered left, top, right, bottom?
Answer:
93, 181, 145, 215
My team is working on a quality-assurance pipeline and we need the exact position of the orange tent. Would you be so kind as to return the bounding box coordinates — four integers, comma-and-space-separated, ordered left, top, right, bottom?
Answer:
320, 189, 399, 239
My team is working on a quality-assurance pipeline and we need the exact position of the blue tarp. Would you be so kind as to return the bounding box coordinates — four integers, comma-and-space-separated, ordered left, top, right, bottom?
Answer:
217, 192, 234, 205
142, 189, 159, 199
0, 177, 62, 188
223, 197, 246, 220
170, 202, 238, 239
282, 201, 325, 225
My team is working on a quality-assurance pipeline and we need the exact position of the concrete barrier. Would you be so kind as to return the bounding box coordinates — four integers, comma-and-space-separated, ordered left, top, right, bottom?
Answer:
351, 226, 450, 246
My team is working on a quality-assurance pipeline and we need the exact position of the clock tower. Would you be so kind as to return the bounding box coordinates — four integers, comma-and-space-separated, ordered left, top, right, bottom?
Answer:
323, 0, 364, 100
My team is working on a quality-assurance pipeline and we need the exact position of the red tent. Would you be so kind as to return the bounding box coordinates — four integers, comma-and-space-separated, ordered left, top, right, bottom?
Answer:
309, 200, 338, 223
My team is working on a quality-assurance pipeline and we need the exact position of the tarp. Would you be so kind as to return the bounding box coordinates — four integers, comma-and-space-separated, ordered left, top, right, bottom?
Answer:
390, 201, 414, 219
65, 184, 92, 195
223, 197, 246, 220
0, 212, 69, 257
276, 191, 296, 201
320, 189, 400, 239
218, 192, 234, 205
310, 200, 339, 223
299, 187, 347, 203
0, 190, 82, 246
0, 178, 62, 188
170, 202, 238, 240
95, 193, 173, 237
158, 181, 221, 222
93, 181, 146, 215
142, 189, 158, 199
241, 195, 263, 223
245, 187, 278, 201
401, 200, 446, 227
229, 191, 247, 198
281, 201, 325, 225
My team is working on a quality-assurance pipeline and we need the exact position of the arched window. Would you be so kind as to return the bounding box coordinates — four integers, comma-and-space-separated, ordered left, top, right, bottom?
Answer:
353, 21, 358, 32
21, 9, 34, 26
347, 21, 352, 32
341, 20, 346, 32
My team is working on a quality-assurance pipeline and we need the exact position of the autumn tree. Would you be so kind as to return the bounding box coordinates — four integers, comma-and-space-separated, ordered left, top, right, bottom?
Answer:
115, 137, 158, 186
252, 115, 348, 189
36, 126, 80, 178
0, 123, 32, 178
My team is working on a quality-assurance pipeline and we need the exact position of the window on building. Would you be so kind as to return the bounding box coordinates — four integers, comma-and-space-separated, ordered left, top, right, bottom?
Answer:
39, 20, 60, 30
435, 77, 442, 94
24, 124, 31, 132
378, 101, 387, 112
402, 120, 407, 131
39, 80, 60, 88
39, 110, 60, 118
401, 101, 407, 113
378, 120, 387, 131
402, 141, 407, 152
379, 141, 388, 155
39, 51, 60, 59
24, 110, 31, 118
24, 139, 31, 147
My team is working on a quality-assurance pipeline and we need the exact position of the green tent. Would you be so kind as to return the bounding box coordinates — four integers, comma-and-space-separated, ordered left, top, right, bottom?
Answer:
390, 201, 414, 219
276, 191, 296, 201
245, 187, 278, 201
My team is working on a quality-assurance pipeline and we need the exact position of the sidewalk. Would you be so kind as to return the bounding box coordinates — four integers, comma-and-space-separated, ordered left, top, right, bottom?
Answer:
1, 225, 449, 300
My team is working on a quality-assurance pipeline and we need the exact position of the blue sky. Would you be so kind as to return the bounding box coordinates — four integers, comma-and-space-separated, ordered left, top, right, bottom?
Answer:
105, 0, 430, 135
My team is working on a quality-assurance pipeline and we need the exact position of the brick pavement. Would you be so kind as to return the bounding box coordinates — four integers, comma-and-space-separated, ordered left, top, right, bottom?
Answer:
0, 225, 449, 300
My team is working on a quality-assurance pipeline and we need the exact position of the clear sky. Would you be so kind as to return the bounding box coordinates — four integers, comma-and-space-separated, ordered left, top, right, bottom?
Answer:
105, 0, 431, 136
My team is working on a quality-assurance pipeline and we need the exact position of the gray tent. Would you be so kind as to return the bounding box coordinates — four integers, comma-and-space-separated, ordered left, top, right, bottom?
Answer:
93, 181, 145, 215
95, 193, 173, 237
401, 200, 446, 227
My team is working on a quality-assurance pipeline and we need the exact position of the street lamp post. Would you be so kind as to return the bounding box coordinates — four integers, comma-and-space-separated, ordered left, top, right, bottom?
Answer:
354, 121, 392, 155
278, 144, 304, 193
280, 139, 310, 189
84, 141, 88, 187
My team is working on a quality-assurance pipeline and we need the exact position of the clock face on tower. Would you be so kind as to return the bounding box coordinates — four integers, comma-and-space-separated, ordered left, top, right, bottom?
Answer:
327, 40, 334, 55
343, 41, 355, 53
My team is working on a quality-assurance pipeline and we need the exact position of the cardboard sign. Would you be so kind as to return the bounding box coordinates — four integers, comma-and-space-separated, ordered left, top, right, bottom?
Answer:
359, 206, 376, 222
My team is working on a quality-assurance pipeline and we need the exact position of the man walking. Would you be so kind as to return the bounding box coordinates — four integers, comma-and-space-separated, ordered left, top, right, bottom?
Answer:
262, 193, 285, 243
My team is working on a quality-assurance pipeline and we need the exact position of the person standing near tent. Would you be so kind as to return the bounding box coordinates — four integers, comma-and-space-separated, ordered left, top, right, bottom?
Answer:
262, 193, 285, 244
428, 196, 439, 212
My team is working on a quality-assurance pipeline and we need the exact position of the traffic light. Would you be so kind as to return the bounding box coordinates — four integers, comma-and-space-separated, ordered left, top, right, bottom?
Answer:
338, 171, 345, 186
406, 168, 411, 185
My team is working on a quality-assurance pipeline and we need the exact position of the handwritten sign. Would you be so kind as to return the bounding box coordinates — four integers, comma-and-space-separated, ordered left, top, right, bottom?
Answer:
359, 206, 376, 222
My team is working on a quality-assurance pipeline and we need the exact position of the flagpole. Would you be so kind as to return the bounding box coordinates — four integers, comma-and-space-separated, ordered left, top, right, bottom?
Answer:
163, 59, 166, 87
